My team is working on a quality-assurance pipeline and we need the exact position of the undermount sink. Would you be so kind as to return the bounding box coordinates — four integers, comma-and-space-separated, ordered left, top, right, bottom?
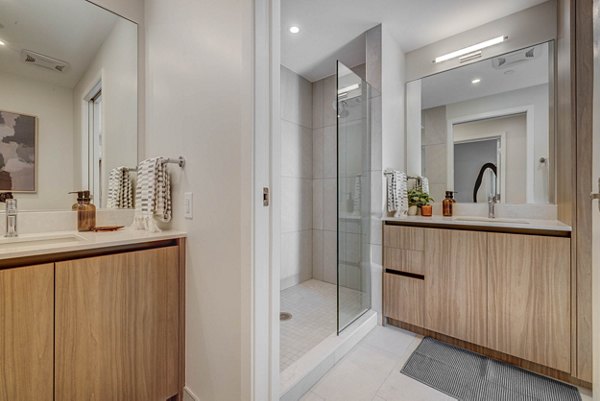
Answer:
453, 217, 530, 225
0, 233, 86, 249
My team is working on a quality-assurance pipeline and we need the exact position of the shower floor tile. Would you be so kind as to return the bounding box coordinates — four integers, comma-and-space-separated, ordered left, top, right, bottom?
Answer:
280, 279, 365, 371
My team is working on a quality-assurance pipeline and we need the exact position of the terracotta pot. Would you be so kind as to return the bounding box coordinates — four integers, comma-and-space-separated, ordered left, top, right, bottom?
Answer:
421, 204, 433, 217
408, 205, 418, 216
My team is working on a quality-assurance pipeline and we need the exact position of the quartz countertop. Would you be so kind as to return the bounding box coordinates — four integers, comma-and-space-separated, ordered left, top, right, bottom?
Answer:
382, 215, 571, 234
0, 228, 186, 261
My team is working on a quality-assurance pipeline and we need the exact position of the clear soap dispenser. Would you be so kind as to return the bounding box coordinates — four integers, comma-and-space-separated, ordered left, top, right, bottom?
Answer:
5, 198, 17, 237
69, 190, 96, 231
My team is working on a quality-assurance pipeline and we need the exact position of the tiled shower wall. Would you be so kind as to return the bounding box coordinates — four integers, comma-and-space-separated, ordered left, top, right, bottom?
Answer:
280, 66, 313, 290
311, 74, 338, 285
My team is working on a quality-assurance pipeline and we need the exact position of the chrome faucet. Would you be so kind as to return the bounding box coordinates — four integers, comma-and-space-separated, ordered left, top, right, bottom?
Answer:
0, 193, 17, 237
488, 194, 501, 219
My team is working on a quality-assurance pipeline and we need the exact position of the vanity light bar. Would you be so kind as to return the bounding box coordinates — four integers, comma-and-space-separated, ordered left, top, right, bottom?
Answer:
337, 83, 360, 95
434, 35, 508, 64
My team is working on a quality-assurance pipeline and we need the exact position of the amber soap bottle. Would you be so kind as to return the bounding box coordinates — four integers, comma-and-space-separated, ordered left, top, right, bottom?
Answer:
442, 191, 456, 217
70, 190, 96, 231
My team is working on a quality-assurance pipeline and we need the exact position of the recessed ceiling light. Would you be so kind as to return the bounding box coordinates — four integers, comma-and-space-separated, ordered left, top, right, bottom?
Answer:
0, 40, 5, 46
289, 26, 300, 34
472, 78, 481, 84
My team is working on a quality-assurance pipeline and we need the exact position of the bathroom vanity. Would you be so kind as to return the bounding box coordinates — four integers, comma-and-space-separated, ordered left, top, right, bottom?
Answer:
0, 230, 186, 401
381, 217, 578, 383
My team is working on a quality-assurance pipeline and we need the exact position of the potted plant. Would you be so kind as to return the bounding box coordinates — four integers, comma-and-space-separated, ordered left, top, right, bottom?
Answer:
407, 188, 434, 216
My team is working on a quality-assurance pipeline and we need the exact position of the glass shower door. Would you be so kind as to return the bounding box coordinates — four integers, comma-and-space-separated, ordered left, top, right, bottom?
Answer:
337, 61, 375, 333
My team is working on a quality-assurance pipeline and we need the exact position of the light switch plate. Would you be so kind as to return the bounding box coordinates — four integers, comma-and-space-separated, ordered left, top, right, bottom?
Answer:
184, 192, 193, 219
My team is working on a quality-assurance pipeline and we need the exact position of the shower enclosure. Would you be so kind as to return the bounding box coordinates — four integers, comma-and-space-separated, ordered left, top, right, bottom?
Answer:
336, 62, 376, 333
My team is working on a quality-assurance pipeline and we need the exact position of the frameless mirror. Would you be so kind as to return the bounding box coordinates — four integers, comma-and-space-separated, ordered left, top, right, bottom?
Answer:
406, 41, 554, 204
0, 0, 138, 210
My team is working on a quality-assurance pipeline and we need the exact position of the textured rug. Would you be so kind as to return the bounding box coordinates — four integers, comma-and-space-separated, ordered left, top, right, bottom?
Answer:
401, 337, 582, 401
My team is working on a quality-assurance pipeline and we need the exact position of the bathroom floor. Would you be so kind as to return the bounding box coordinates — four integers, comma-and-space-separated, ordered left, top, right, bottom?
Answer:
299, 325, 593, 401
280, 279, 365, 371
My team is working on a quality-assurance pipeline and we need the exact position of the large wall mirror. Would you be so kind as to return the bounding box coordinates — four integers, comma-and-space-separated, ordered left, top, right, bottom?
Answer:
0, 0, 138, 210
406, 41, 554, 205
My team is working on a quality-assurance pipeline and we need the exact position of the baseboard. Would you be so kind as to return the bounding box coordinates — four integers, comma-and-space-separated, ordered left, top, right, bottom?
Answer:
183, 386, 200, 401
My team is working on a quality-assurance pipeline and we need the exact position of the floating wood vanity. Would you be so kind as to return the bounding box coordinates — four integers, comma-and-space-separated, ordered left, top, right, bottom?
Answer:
0, 231, 186, 401
381, 218, 585, 385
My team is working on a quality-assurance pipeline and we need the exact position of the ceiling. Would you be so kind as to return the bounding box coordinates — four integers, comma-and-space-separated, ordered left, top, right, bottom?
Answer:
0, 0, 127, 88
421, 42, 550, 109
281, 0, 549, 82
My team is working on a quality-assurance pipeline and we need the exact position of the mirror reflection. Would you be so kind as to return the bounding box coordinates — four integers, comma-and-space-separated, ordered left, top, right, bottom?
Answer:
406, 41, 554, 204
0, 0, 138, 210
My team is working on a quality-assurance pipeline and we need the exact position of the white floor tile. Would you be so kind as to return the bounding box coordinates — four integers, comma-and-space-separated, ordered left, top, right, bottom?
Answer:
311, 343, 398, 401
299, 391, 326, 401
361, 325, 418, 358
377, 366, 457, 401
280, 279, 364, 371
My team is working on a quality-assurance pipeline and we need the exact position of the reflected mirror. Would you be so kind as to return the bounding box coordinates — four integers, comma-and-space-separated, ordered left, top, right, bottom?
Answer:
406, 41, 554, 204
0, 0, 138, 210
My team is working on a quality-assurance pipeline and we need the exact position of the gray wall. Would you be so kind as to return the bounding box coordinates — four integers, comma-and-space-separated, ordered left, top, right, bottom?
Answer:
280, 66, 313, 290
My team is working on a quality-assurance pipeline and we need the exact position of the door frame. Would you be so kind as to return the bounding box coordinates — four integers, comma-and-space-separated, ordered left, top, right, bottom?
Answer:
592, 0, 600, 397
253, 0, 280, 399
446, 106, 535, 203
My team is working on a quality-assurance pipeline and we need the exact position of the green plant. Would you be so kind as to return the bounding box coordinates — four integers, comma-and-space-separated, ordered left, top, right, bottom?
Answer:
407, 188, 434, 207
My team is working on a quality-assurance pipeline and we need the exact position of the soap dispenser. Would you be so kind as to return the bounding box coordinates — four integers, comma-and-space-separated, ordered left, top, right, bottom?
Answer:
442, 191, 456, 217
69, 190, 96, 231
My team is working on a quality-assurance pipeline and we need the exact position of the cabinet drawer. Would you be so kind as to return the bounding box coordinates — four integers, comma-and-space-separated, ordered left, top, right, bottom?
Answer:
383, 272, 424, 327
383, 225, 424, 250
383, 248, 424, 275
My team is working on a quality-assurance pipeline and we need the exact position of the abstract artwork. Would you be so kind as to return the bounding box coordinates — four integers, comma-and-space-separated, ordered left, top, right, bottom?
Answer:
0, 111, 37, 192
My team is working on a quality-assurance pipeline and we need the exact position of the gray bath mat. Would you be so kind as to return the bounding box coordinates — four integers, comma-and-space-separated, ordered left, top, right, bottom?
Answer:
401, 337, 582, 401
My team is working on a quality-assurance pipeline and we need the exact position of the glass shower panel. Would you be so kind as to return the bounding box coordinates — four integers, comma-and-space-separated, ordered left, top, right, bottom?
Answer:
337, 61, 375, 333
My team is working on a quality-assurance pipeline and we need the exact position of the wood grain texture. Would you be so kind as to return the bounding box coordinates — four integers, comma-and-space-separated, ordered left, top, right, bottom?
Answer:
575, 0, 594, 382
383, 272, 424, 327
383, 248, 424, 275
388, 319, 592, 389
0, 264, 54, 401
55, 246, 180, 401
383, 225, 424, 250
487, 233, 571, 373
424, 228, 488, 347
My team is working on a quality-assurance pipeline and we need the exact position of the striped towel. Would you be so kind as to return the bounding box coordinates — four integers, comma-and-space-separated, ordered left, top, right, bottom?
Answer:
132, 157, 171, 232
107, 167, 133, 209
352, 175, 361, 214
385, 169, 408, 216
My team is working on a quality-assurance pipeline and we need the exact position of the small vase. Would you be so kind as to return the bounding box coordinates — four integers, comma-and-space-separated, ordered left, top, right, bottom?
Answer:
421, 204, 433, 217
408, 205, 418, 216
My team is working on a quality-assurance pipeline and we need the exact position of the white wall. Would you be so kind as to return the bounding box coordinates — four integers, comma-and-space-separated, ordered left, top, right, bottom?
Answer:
144, 0, 253, 400
280, 66, 313, 290
365, 24, 405, 324
0, 71, 74, 210
88, 0, 143, 23
405, 1, 557, 81
446, 84, 550, 203
73, 19, 138, 206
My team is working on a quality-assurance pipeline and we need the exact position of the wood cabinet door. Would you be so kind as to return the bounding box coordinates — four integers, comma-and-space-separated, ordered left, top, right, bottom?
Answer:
0, 264, 54, 401
487, 233, 571, 372
383, 272, 424, 327
424, 229, 488, 346
55, 246, 180, 401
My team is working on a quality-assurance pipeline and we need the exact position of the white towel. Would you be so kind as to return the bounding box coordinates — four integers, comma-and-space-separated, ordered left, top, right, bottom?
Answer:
385, 169, 408, 216
107, 167, 133, 209
133, 157, 171, 232
420, 176, 430, 195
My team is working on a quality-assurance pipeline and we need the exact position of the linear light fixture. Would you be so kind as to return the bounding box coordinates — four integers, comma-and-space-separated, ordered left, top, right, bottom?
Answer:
434, 35, 508, 64
337, 83, 360, 95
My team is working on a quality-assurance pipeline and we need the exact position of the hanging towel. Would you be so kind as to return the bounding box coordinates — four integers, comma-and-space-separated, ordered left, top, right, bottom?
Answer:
107, 167, 133, 209
133, 157, 171, 232
420, 176, 430, 195
385, 169, 408, 216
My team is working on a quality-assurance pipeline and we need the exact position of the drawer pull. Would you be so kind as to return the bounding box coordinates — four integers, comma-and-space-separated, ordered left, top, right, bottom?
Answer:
385, 269, 425, 280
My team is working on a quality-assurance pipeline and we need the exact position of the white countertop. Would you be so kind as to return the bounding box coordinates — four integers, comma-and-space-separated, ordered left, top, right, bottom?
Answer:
382, 215, 572, 233
0, 228, 187, 261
